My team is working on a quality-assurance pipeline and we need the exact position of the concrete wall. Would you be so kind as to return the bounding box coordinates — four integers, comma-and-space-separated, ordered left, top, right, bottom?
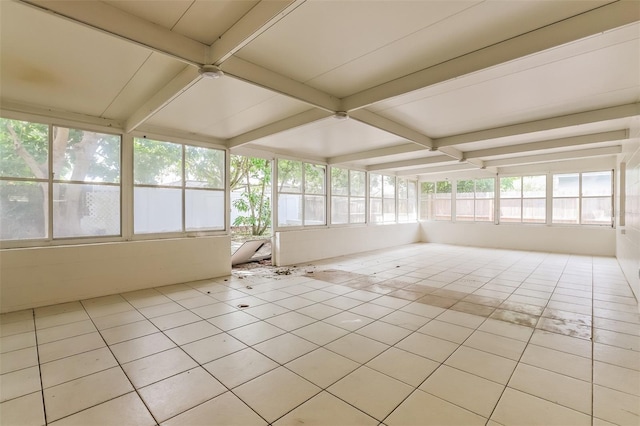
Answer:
421, 221, 615, 256
617, 119, 640, 300
0, 236, 231, 313
274, 223, 421, 266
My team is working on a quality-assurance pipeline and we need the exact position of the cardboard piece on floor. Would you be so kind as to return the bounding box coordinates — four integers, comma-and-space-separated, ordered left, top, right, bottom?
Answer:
231, 239, 270, 266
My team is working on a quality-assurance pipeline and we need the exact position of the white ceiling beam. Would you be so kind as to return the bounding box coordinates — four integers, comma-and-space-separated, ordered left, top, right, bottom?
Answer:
484, 146, 622, 168
367, 155, 455, 171
342, 1, 639, 111
222, 57, 341, 112
397, 163, 479, 176
348, 110, 433, 149
328, 143, 425, 165
208, 0, 306, 64
19, 0, 207, 64
464, 129, 628, 159
436, 103, 639, 148
227, 109, 332, 149
125, 65, 201, 133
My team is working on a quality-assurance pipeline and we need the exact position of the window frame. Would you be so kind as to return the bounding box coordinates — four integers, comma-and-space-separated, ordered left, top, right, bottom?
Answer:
499, 175, 547, 225
275, 158, 327, 229
552, 170, 613, 226
0, 116, 124, 247
330, 166, 367, 226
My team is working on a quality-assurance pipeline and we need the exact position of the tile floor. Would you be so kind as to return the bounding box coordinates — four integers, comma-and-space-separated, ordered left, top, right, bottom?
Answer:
1, 243, 639, 425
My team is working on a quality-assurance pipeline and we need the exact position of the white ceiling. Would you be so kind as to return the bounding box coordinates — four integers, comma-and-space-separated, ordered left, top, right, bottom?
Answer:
1, 0, 639, 177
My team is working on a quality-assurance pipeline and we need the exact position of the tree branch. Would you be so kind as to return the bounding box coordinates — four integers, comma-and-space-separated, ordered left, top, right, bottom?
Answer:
6, 123, 47, 180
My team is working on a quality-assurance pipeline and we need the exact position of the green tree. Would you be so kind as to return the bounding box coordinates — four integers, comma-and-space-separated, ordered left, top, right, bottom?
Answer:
231, 155, 271, 236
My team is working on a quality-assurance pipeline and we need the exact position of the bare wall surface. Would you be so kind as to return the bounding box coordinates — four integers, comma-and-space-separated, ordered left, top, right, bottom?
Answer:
0, 236, 231, 313
617, 123, 640, 301
421, 221, 616, 257
274, 223, 421, 266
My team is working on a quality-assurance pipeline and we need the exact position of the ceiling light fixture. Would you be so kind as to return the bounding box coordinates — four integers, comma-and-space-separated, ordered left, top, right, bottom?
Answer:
333, 111, 349, 120
199, 65, 224, 79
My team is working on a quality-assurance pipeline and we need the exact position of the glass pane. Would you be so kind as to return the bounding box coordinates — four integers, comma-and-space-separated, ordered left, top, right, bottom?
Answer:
383, 175, 395, 199
305, 163, 325, 194
370, 173, 382, 198
53, 183, 120, 238
350, 198, 366, 223
0, 118, 49, 179
475, 178, 494, 199
185, 146, 224, 189
582, 197, 612, 225
420, 197, 432, 221
434, 199, 451, 220
134, 187, 182, 233
582, 171, 612, 196
370, 198, 383, 223
331, 168, 348, 196
398, 199, 408, 222
456, 199, 474, 221
500, 177, 521, 198
408, 181, 417, 221
552, 198, 579, 224
456, 180, 474, 199
277, 159, 302, 193
53, 127, 120, 183
277, 193, 302, 226
134, 138, 182, 186
186, 189, 224, 231
553, 173, 579, 197
523, 175, 546, 198
500, 198, 521, 223
475, 199, 494, 221
0, 180, 47, 240
304, 195, 325, 225
523, 198, 546, 223
331, 196, 348, 224
421, 182, 435, 195
397, 178, 407, 198
350, 170, 366, 197
383, 198, 396, 222
436, 181, 452, 198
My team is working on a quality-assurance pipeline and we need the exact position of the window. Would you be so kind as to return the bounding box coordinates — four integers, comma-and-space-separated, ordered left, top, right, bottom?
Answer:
331, 167, 366, 225
500, 175, 546, 224
1, 118, 121, 241
456, 178, 494, 222
397, 178, 417, 222
277, 159, 326, 227
369, 173, 396, 223
420, 181, 452, 221
133, 138, 224, 234
553, 171, 612, 225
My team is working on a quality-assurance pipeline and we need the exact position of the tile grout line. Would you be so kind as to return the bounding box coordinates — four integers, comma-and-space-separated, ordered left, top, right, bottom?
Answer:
31, 308, 49, 426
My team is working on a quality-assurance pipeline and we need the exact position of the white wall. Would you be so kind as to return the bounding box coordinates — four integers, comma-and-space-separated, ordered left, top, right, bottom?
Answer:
274, 223, 421, 266
421, 221, 615, 256
0, 236, 231, 313
617, 119, 640, 300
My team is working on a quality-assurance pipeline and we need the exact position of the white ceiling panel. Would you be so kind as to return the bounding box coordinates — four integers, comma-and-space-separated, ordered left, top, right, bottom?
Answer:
104, 0, 192, 30
311, 0, 616, 97
0, 1, 152, 118
236, 0, 480, 86
373, 36, 640, 138
249, 117, 407, 159
146, 76, 275, 137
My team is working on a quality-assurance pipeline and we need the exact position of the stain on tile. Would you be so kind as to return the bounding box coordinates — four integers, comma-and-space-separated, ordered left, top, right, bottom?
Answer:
431, 289, 469, 300
490, 309, 538, 327
416, 295, 458, 309
388, 289, 426, 301
463, 295, 503, 308
363, 284, 396, 295
498, 301, 544, 317
450, 301, 495, 317
542, 308, 592, 327
310, 270, 364, 284
537, 317, 592, 340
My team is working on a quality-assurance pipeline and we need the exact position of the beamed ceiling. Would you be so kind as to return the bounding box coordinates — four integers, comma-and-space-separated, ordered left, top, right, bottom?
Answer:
1, 0, 639, 177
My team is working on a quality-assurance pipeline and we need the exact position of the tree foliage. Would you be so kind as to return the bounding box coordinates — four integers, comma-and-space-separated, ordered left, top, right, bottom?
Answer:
231, 155, 271, 236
